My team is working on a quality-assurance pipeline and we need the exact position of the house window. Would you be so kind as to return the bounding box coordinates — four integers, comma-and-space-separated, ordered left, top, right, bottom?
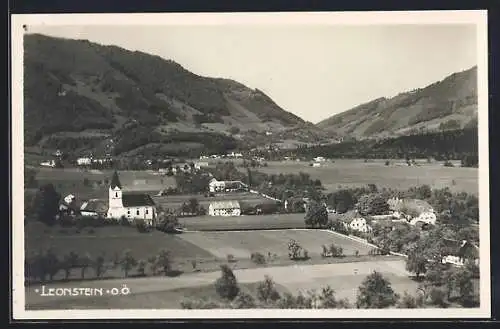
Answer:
137, 209, 140, 216
115, 192, 118, 197
146, 209, 149, 215
127, 210, 130, 215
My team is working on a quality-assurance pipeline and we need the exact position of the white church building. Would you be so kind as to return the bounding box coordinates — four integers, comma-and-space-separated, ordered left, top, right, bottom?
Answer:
107, 171, 157, 224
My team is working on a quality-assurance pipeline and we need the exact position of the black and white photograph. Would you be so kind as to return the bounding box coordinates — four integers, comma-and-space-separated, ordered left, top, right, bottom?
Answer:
11, 11, 490, 319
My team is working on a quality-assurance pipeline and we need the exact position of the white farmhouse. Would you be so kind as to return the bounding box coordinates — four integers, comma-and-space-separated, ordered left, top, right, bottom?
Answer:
77, 157, 92, 166
208, 201, 241, 217
106, 171, 157, 224
40, 160, 56, 168
349, 218, 372, 233
410, 211, 437, 226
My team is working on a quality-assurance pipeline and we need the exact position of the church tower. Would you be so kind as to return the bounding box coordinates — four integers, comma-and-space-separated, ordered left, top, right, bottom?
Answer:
109, 170, 123, 209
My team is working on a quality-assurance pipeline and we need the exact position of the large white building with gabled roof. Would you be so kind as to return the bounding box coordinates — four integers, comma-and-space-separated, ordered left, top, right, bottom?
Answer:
107, 171, 157, 224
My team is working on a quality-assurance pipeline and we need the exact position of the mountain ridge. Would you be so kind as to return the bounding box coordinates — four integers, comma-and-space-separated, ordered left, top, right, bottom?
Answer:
23, 33, 308, 156
317, 66, 478, 138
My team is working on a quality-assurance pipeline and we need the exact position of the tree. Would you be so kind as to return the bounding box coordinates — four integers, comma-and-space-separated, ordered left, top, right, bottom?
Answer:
318, 286, 338, 308
304, 200, 328, 228
156, 212, 179, 233
156, 249, 172, 275
405, 252, 428, 279
214, 264, 240, 300
61, 251, 79, 280
356, 271, 399, 308
256, 275, 281, 304
188, 198, 200, 215
327, 189, 356, 213
120, 249, 137, 278
287, 239, 304, 260
42, 248, 60, 281
24, 167, 38, 188
31, 183, 61, 225
356, 193, 389, 216
78, 253, 92, 279
451, 267, 475, 306
93, 254, 106, 278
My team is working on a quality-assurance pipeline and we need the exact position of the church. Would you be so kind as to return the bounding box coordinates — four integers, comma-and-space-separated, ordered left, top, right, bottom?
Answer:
107, 171, 157, 224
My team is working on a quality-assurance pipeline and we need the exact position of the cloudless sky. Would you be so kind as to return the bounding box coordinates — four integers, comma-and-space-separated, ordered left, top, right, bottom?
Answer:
27, 24, 477, 123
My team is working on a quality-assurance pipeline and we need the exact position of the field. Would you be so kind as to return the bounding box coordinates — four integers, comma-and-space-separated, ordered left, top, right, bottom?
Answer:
24, 221, 380, 282
177, 229, 374, 258
249, 159, 478, 194
28, 167, 176, 200
178, 213, 308, 231
26, 259, 415, 309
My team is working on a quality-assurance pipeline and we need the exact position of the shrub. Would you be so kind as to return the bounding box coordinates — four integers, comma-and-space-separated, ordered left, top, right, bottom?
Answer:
214, 264, 240, 300
428, 287, 447, 307
136, 219, 152, 233
231, 291, 256, 309
443, 160, 455, 167
397, 291, 418, 308
250, 252, 266, 265
256, 275, 281, 304
137, 260, 147, 276
119, 215, 130, 226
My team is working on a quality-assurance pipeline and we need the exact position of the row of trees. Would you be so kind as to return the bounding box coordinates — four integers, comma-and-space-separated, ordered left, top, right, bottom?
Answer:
25, 247, 174, 283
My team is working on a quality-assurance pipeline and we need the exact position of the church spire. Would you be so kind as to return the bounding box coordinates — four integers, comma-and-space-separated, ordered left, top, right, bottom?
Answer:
110, 170, 122, 189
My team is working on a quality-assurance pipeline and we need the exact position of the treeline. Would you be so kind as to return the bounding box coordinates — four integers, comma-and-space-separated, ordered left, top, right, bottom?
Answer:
291, 128, 478, 161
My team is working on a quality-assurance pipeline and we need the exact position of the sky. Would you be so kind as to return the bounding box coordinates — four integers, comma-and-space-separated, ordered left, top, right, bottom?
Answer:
27, 24, 477, 123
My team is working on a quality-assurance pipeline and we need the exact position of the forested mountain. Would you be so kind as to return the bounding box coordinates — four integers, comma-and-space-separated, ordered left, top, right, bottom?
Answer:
24, 33, 306, 156
317, 67, 478, 139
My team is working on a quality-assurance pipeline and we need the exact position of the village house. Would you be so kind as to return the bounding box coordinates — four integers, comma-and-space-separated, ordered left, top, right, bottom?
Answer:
107, 171, 157, 225
441, 239, 479, 267
313, 156, 326, 162
80, 199, 109, 218
40, 160, 56, 168
208, 200, 241, 217
349, 217, 373, 233
387, 197, 436, 226
77, 157, 92, 166
208, 178, 247, 193
58, 194, 81, 217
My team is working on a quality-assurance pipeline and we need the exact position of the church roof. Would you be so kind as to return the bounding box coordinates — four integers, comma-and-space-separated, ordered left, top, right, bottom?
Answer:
122, 193, 156, 207
110, 171, 122, 189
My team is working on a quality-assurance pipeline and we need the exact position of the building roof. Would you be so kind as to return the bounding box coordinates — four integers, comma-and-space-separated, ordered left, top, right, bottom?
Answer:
122, 193, 156, 207
210, 200, 240, 209
391, 198, 434, 214
80, 199, 109, 213
442, 238, 479, 258
110, 171, 122, 189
